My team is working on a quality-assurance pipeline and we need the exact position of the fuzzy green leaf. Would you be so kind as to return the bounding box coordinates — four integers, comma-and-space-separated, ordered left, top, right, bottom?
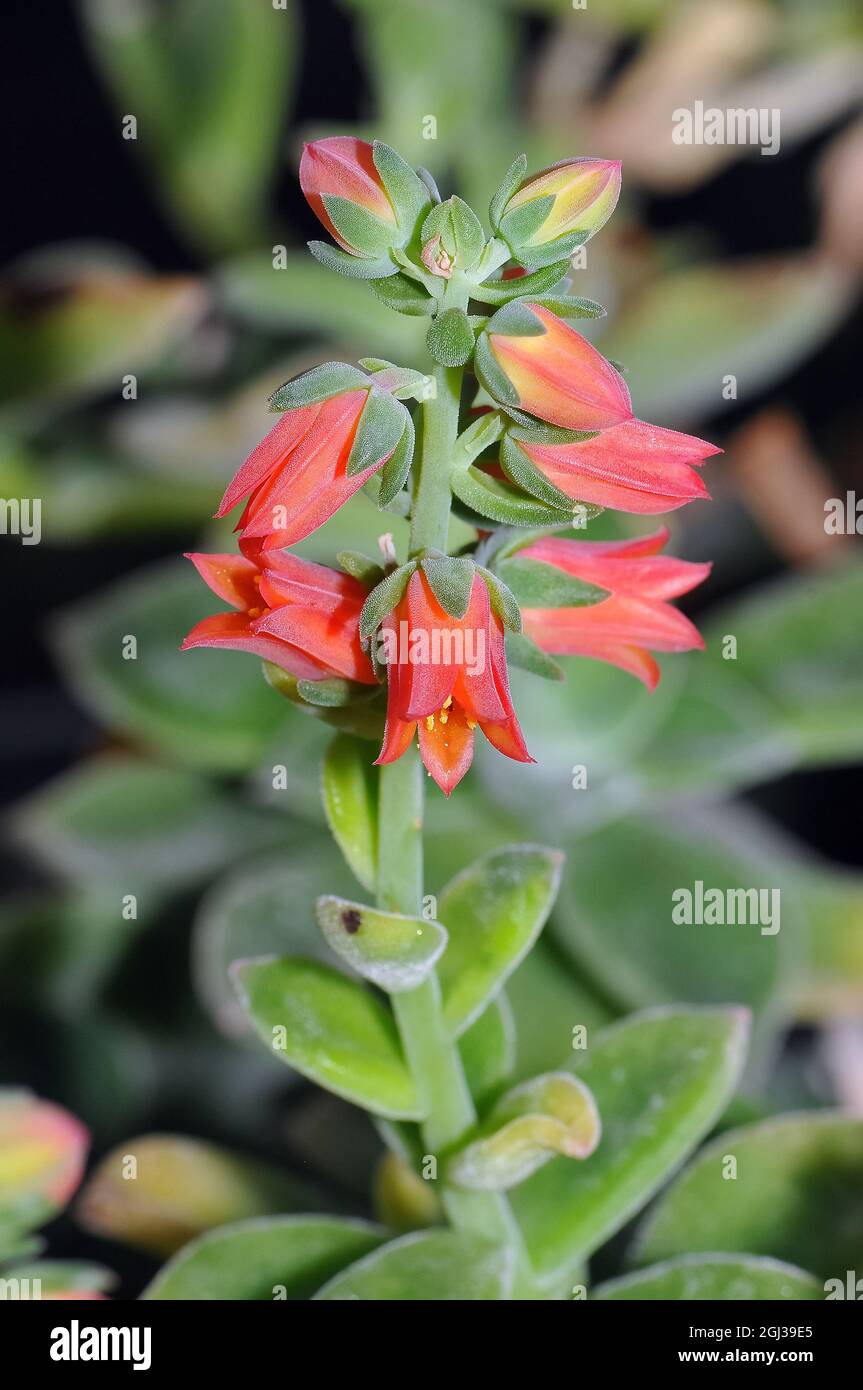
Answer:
377, 414, 415, 506
505, 631, 564, 682
231, 957, 424, 1119
372, 140, 430, 233
594, 1255, 822, 1302
321, 733, 378, 894
437, 846, 564, 1038
471, 260, 572, 307
321, 194, 400, 258
346, 390, 409, 477
314, 1230, 514, 1301
267, 362, 369, 413
511, 1007, 750, 1281
458, 997, 516, 1107
451, 466, 570, 528
144, 1216, 383, 1300
316, 895, 447, 994
359, 562, 416, 640
426, 307, 476, 368
369, 273, 436, 315
633, 1112, 863, 1281
497, 556, 609, 609
307, 240, 398, 280
448, 1072, 600, 1192
489, 154, 528, 230
419, 554, 475, 619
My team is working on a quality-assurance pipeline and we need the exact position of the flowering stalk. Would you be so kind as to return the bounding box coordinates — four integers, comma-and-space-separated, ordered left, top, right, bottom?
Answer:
183, 136, 719, 1298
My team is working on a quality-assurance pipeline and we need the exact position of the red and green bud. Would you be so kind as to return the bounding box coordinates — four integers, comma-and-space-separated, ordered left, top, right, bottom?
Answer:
517, 528, 711, 690
301, 137, 430, 275
502, 417, 720, 515
216, 364, 414, 548
492, 155, 621, 268
476, 301, 632, 433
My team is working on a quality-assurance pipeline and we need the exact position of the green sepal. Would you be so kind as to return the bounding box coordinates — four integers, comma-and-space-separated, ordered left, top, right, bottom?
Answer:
499, 433, 577, 511
337, 550, 385, 587
321, 194, 400, 258
451, 466, 570, 528
489, 153, 528, 231
369, 273, 436, 316
377, 416, 415, 507
476, 565, 522, 633
426, 307, 476, 368
321, 733, 378, 894
498, 196, 555, 251
262, 663, 384, 741
470, 260, 572, 306
421, 196, 485, 272
497, 556, 609, 609
484, 299, 547, 338
359, 359, 429, 399
315, 895, 447, 994
515, 229, 591, 271
346, 389, 410, 477
447, 1072, 601, 1191
505, 631, 564, 681
296, 678, 373, 708
527, 294, 605, 320
372, 140, 430, 235
508, 421, 600, 446
362, 471, 412, 518
472, 334, 520, 408
230, 956, 425, 1120
451, 410, 505, 472
268, 361, 369, 412
419, 554, 476, 618
359, 561, 417, 640
308, 240, 399, 280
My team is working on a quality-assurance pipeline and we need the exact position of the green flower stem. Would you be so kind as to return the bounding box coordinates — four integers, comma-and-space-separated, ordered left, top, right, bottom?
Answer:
376, 289, 542, 1296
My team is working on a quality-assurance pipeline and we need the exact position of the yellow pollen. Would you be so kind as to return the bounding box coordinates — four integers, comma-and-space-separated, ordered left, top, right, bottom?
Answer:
439, 712, 448, 725
248, 606, 262, 619
442, 696, 453, 709
466, 718, 478, 730
425, 715, 435, 731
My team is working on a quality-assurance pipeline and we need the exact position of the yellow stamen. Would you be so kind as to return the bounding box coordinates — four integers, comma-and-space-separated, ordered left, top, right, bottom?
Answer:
439, 712, 448, 725
248, 606, 262, 619
466, 718, 478, 730
442, 696, 453, 710
425, 715, 435, 731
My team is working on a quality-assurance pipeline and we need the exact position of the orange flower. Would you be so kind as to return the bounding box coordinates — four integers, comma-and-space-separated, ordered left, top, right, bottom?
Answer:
300, 136, 397, 254
375, 570, 531, 794
519, 528, 710, 689
182, 545, 375, 684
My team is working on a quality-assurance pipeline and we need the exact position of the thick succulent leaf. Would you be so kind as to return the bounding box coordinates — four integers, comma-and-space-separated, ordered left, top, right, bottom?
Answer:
231, 957, 424, 1119
633, 1112, 863, 1281
321, 734, 379, 894
510, 1007, 750, 1280
51, 560, 291, 771
448, 1072, 600, 1191
314, 1229, 514, 1300
594, 1254, 822, 1301
11, 757, 281, 896
144, 1216, 383, 1300
75, 1135, 316, 1257
192, 841, 356, 1041
795, 864, 863, 1020
551, 810, 798, 1029
316, 895, 447, 993
369, 272, 435, 316
437, 845, 563, 1038
458, 995, 516, 1106
0, 1259, 116, 1297
505, 941, 615, 1083
473, 260, 571, 306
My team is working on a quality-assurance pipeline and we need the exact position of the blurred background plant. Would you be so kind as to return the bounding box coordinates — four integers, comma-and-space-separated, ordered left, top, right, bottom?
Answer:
1, 0, 862, 1295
